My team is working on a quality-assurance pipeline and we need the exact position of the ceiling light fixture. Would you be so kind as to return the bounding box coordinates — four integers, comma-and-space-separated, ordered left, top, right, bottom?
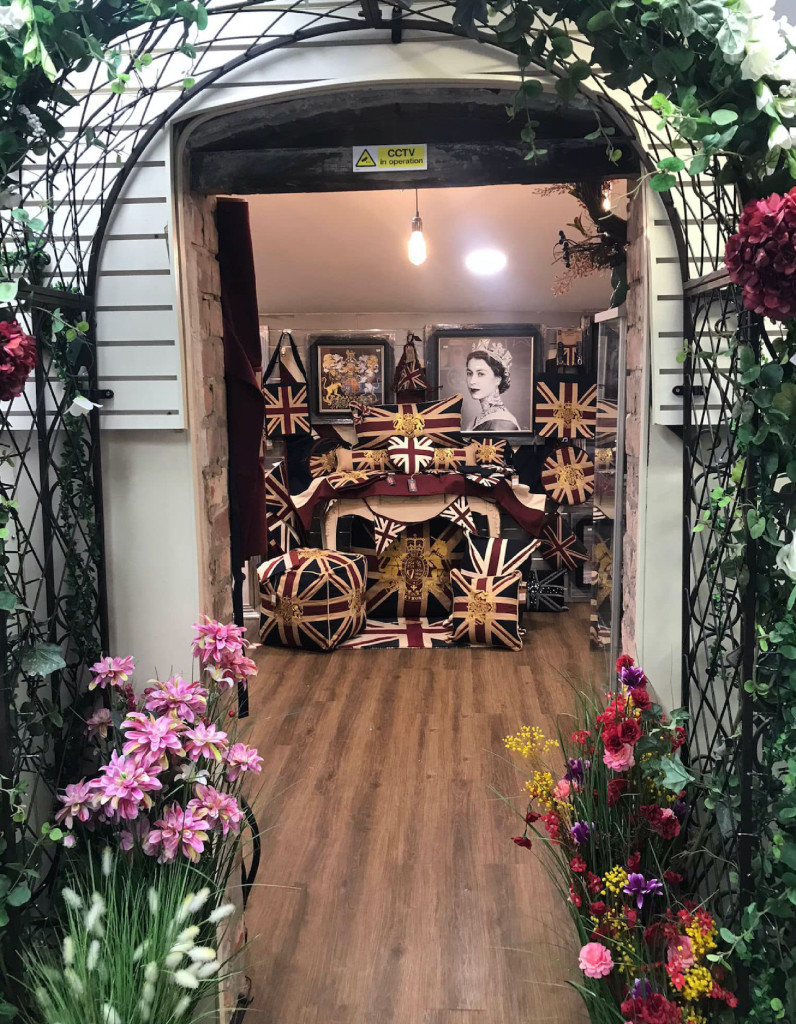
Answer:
465, 248, 507, 275
408, 188, 427, 266
601, 180, 613, 212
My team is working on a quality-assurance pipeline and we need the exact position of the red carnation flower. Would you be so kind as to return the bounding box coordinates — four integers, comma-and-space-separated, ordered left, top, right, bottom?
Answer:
0, 321, 38, 402
641, 804, 664, 827
725, 188, 796, 321
586, 871, 602, 894
602, 729, 625, 755
629, 687, 652, 711
671, 726, 686, 750
589, 900, 606, 917
568, 883, 582, 907
640, 992, 679, 1024
571, 729, 591, 745
569, 855, 587, 874
663, 870, 683, 884
627, 850, 641, 870
607, 777, 627, 806
656, 810, 681, 840
512, 835, 532, 849
541, 811, 560, 842
618, 718, 642, 745
616, 654, 635, 672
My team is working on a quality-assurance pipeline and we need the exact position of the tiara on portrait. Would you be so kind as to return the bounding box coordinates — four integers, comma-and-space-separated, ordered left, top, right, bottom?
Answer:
471, 339, 513, 373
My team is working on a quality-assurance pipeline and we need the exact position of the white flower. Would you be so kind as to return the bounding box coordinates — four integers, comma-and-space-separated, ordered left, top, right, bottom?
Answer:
138, 999, 152, 1023
144, 961, 159, 985
84, 894, 106, 936
165, 951, 186, 970
187, 946, 216, 963
67, 394, 101, 418
174, 996, 192, 1017
176, 888, 210, 922
147, 887, 159, 916
776, 535, 796, 580
176, 925, 200, 945
86, 940, 101, 972
141, 982, 156, 1006
61, 887, 83, 910
756, 81, 775, 110
768, 121, 794, 151
172, 969, 200, 990
196, 960, 220, 978
0, 1, 28, 35
101, 847, 113, 877
62, 936, 75, 968
175, 763, 209, 785
102, 1003, 121, 1024
64, 969, 83, 996
208, 903, 235, 924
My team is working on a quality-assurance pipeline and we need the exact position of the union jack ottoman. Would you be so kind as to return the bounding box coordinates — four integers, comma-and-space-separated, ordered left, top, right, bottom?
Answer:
258, 548, 368, 651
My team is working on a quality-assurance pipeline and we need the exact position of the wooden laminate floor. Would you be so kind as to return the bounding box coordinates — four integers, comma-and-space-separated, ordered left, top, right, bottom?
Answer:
241, 605, 604, 1024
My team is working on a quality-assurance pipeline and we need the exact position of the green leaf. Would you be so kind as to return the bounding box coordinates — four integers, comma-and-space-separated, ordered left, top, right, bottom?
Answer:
569, 60, 591, 82
551, 34, 573, 57
20, 643, 66, 677
760, 362, 784, 387
779, 645, 796, 660
586, 10, 614, 30
786, 460, 796, 483
650, 172, 677, 191
688, 153, 709, 175
711, 109, 739, 126
658, 156, 685, 172
0, 591, 18, 612
6, 885, 31, 907
719, 927, 736, 943
0, 281, 19, 303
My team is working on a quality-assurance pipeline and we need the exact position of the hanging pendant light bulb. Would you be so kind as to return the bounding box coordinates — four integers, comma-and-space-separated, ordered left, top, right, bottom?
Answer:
408, 188, 427, 266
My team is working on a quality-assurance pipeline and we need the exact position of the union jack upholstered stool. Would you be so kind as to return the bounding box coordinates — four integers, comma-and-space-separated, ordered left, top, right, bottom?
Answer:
257, 548, 368, 652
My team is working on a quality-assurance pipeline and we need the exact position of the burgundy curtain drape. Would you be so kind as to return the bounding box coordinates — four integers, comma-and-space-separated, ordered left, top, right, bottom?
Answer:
216, 197, 267, 564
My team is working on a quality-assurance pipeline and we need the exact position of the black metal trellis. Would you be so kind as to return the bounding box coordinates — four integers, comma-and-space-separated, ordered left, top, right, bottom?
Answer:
0, 0, 763, 1009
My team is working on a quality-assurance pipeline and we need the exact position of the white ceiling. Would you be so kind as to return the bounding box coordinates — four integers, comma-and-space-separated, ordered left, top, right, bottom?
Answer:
243, 183, 626, 316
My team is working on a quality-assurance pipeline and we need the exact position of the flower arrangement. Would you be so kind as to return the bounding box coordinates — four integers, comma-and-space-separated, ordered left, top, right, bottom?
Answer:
0, 319, 37, 401
25, 847, 238, 1024
54, 617, 261, 871
724, 187, 796, 321
504, 657, 736, 1024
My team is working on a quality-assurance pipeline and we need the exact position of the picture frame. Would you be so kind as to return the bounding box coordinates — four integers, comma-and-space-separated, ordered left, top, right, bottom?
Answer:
425, 324, 540, 437
308, 332, 394, 422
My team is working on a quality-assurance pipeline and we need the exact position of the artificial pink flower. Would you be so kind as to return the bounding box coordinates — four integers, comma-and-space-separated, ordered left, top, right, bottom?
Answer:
88, 750, 162, 820
0, 321, 37, 401
89, 655, 135, 691
667, 934, 695, 973
119, 818, 156, 855
188, 784, 244, 836
192, 617, 246, 665
86, 707, 113, 740
55, 779, 95, 829
553, 778, 572, 801
62, 833, 77, 848
184, 721, 228, 762
148, 803, 209, 863
121, 711, 185, 764
207, 651, 258, 691
578, 941, 614, 979
603, 742, 636, 772
144, 675, 207, 723
224, 742, 264, 782
725, 188, 796, 321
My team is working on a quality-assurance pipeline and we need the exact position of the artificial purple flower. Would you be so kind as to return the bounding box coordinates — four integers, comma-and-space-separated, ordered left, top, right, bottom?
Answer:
673, 799, 688, 823
565, 758, 585, 785
570, 821, 591, 845
623, 872, 664, 909
632, 978, 652, 1000
619, 665, 648, 690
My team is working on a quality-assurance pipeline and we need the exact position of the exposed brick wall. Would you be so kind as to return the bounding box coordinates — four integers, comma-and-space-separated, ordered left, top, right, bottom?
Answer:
177, 181, 233, 623
621, 189, 646, 658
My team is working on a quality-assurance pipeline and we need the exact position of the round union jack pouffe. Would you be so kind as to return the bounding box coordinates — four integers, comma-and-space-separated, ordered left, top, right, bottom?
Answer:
541, 444, 594, 505
257, 548, 367, 651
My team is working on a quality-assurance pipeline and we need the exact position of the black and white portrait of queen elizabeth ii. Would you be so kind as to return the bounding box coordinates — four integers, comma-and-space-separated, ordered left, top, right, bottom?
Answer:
434, 331, 535, 433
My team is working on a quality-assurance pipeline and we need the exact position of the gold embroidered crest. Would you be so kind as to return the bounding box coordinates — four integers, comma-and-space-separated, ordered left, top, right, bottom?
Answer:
466, 590, 495, 625
556, 464, 585, 488
348, 589, 365, 614
393, 412, 425, 438
553, 401, 581, 429
275, 595, 303, 623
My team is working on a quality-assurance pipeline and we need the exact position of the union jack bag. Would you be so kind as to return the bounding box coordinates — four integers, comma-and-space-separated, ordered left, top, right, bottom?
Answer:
263, 331, 311, 437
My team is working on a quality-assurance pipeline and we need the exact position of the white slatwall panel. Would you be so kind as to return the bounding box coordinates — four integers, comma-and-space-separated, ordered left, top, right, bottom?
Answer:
647, 187, 687, 427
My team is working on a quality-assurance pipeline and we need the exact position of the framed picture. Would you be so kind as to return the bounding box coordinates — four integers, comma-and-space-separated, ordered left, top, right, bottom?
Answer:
426, 324, 539, 436
308, 332, 393, 422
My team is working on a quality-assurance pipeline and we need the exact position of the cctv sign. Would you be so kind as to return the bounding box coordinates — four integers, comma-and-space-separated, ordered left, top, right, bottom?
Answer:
353, 144, 428, 172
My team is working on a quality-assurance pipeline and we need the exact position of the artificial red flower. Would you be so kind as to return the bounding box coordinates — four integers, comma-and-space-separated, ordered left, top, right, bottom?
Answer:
656, 809, 681, 840
602, 729, 625, 755
0, 321, 38, 402
571, 730, 591, 745
586, 872, 602, 894
607, 777, 627, 807
725, 188, 796, 321
624, 907, 638, 926
627, 850, 641, 870
589, 900, 606, 917
525, 811, 540, 824
670, 726, 686, 750
644, 923, 663, 947
618, 719, 642, 745
628, 687, 652, 711
541, 811, 560, 842
568, 883, 582, 907
596, 697, 627, 726
570, 855, 587, 874
640, 992, 681, 1024
668, 970, 685, 990
711, 984, 738, 1008
620, 998, 637, 1019
512, 835, 532, 849
664, 871, 683, 884
616, 654, 635, 671
641, 804, 664, 827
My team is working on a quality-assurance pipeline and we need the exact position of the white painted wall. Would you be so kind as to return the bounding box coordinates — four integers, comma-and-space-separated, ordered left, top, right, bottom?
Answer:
101, 431, 199, 681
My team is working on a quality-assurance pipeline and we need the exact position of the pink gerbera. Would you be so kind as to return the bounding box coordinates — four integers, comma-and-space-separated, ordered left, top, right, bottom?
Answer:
55, 779, 96, 829
148, 803, 209, 863
86, 708, 113, 740
184, 722, 228, 762
88, 750, 162, 820
224, 742, 264, 782
144, 675, 207, 723
121, 711, 185, 764
192, 617, 246, 665
188, 784, 244, 836
89, 656, 135, 691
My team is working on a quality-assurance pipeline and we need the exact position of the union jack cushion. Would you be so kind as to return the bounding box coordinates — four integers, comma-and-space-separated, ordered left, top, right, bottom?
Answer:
534, 375, 597, 440
263, 382, 311, 437
448, 569, 523, 651
258, 548, 367, 651
336, 447, 395, 473
462, 534, 539, 576
539, 516, 588, 571
387, 435, 435, 475
326, 469, 383, 491
309, 448, 340, 478
426, 445, 473, 475
350, 517, 464, 619
472, 438, 507, 467
541, 444, 594, 505
526, 568, 567, 612
264, 461, 301, 555
352, 395, 464, 449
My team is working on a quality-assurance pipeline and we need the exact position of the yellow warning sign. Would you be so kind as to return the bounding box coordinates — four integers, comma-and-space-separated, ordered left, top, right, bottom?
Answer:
352, 144, 428, 172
